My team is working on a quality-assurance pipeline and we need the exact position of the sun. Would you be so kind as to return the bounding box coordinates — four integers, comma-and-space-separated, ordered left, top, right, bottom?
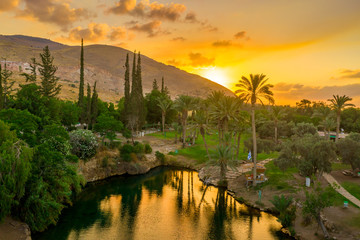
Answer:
201, 67, 229, 87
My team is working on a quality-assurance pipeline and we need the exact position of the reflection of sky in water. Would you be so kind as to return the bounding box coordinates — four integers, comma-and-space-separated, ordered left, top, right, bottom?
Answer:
35, 168, 291, 240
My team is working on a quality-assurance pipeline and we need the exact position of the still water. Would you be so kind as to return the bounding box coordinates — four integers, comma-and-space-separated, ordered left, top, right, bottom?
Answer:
34, 167, 291, 240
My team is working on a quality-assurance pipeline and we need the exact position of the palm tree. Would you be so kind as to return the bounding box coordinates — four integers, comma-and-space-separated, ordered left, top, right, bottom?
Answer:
191, 110, 212, 160
157, 97, 172, 135
174, 95, 195, 148
321, 117, 336, 140
312, 106, 335, 139
268, 106, 286, 144
230, 111, 250, 159
235, 74, 274, 186
327, 95, 354, 142
209, 145, 235, 186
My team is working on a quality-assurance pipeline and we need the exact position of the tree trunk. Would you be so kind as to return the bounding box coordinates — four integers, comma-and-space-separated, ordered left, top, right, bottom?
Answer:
274, 120, 278, 144
336, 112, 340, 142
220, 163, 226, 183
251, 105, 257, 186
317, 217, 329, 239
162, 111, 165, 134
201, 132, 211, 161
236, 132, 241, 160
182, 117, 187, 148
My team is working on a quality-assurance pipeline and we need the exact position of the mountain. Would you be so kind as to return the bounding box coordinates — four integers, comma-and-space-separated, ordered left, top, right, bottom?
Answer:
0, 35, 234, 102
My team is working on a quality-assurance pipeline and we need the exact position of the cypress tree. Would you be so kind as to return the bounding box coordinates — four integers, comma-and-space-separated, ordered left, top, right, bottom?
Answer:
152, 79, 159, 90
131, 51, 137, 97
78, 39, 84, 106
38, 46, 61, 98
86, 83, 91, 128
124, 53, 130, 122
90, 82, 98, 127
0, 64, 3, 110
136, 52, 146, 130
161, 76, 164, 93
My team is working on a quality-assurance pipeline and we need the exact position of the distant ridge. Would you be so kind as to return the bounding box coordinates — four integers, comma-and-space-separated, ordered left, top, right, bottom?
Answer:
0, 35, 234, 102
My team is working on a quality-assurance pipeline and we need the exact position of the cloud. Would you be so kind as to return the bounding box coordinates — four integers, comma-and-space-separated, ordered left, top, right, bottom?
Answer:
234, 31, 246, 39
172, 36, 186, 41
107, 0, 186, 21
188, 52, 215, 67
61, 23, 110, 42
339, 69, 360, 79
167, 59, 182, 66
108, 26, 127, 41
0, 0, 19, 12
184, 11, 218, 32
107, 0, 136, 14
18, 0, 93, 30
185, 11, 197, 23
129, 20, 167, 37
212, 40, 232, 47
274, 82, 304, 92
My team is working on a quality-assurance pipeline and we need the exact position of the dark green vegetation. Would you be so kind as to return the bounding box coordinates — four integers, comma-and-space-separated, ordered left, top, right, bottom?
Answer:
33, 168, 292, 240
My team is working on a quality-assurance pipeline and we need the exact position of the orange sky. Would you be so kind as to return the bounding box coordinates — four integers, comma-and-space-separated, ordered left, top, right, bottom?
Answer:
1, 0, 360, 106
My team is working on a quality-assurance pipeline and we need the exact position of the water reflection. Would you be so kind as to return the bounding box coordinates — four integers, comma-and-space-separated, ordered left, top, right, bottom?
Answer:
34, 167, 292, 240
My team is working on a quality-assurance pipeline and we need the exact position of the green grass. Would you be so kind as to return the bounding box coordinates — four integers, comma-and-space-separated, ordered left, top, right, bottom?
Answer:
259, 161, 298, 191
148, 131, 279, 164
331, 162, 352, 171
342, 181, 360, 200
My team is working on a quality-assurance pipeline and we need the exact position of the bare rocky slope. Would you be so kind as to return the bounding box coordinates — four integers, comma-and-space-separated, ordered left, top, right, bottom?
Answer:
0, 35, 234, 102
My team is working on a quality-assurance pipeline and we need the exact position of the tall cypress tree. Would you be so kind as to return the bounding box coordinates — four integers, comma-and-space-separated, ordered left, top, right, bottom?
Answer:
78, 39, 84, 106
0, 64, 3, 110
38, 46, 61, 98
152, 79, 159, 90
161, 76, 164, 93
90, 82, 98, 127
130, 51, 137, 98
86, 83, 91, 128
124, 53, 130, 122
136, 52, 146, 130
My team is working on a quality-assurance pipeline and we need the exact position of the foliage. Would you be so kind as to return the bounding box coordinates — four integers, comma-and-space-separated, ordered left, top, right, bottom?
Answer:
244, 137, 276, 154
0, 108, 41, 146
291, 122, 317, 137
336, 133, 360, 173
41, 124, 72, 157
270, 195, 296, 228
0, 121, 32, 222
275, 134, 336, 178
120, 144, 135, 162
341, 107, 360, 132
208, 145, 236, 184
60, 101, 80, 130
69, 129, 98, 159
144, 143, 152, 153
133, 142, 145, 153
94, 113, 123, 143
37, 46, 61, 98
155, 151, 166, 164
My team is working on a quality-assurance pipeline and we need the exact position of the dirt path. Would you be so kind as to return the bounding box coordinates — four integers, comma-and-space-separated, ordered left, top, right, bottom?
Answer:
323, 173, 360, 208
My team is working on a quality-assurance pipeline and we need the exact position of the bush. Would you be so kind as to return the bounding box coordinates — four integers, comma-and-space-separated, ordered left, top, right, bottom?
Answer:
155, 151, 165, 164
120, 144, 134, 162
144, 143, 152, 154
133, 142, 145, 154
69, 129, 98, 160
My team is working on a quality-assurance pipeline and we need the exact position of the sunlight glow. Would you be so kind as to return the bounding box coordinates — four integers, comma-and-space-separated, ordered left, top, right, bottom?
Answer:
201, 67, 229, 86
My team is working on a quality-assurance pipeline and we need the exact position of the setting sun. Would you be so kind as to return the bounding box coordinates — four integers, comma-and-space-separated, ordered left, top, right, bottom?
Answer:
201, 67, 229, 86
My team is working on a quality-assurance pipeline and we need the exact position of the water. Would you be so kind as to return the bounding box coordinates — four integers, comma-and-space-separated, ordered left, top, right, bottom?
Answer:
34, 167, 291, 240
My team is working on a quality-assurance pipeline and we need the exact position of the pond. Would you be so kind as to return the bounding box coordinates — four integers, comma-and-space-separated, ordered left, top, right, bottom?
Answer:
33, 167, 292, 240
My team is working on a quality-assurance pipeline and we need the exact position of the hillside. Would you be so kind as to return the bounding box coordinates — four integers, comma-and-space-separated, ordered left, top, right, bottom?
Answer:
0, 35, 234, 102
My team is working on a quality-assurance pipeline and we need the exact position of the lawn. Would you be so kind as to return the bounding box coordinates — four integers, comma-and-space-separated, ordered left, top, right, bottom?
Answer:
148, 131, 279, 164
260, 161, 298, 191
331, 162, 352, 171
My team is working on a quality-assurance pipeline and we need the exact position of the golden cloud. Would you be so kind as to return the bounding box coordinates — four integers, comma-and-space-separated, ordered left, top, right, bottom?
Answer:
0, 0, 19, 12
62, 23, 110, 42
212, 40, 232, 47
129, 20, 168, 37
188, 52, 215, 67
108, 26, 127, 41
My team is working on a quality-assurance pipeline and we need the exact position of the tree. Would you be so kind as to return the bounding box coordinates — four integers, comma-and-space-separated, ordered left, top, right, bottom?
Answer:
292, 122, 317, 137
86, 83, 91, 128
123, 53, 131, 123
157, 97, 172, 134
235, 74, 274, 186
270, 195, 296, 229
21, 58, 37, 83
94, 113, 123, 144
0, 61, 15, 109
302, 183, 336, 239
69, 129, 98, 159
152, 79, 159, 90
275, 134, 336, 178
208, 145, 235, 186
174, 95, 195, 148
337, 133, 360, 175
0, 121, 32, 222
268, 106, 286, 144
328, 95, 354, 142
90, 82, 98, 127
78, 39, 85, 106
60, 101, 80, 130
38, 46, 61, 98
191, 110, 212, 160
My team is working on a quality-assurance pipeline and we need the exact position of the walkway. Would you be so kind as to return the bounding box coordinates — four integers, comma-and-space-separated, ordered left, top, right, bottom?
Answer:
323, 173, 360, 208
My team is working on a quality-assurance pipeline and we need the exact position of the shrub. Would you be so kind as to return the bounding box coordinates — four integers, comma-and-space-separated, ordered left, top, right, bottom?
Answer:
144, 143, 152, 154
155, 151, 165, 164
270, 195, 296, 228
133, 142, 145, 154
69, 129, 98, 160
120, 144, 134, 162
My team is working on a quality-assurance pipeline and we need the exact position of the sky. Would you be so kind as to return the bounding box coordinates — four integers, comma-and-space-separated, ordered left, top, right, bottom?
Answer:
1, 0, 360, 106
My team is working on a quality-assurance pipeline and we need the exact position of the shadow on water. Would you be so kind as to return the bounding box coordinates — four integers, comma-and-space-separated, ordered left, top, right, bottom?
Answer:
33, 167, 293, 240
